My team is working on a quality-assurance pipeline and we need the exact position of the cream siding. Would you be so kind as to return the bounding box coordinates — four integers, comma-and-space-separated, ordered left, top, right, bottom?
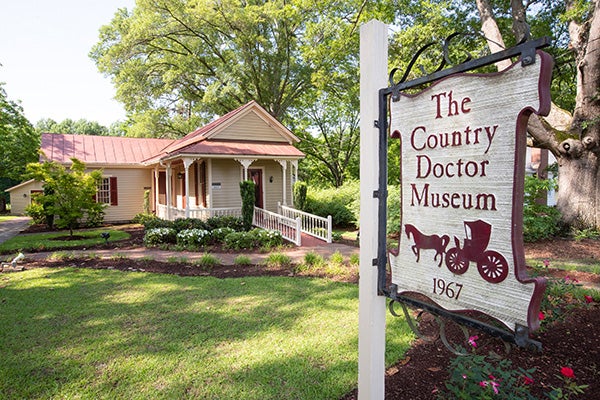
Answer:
7, 180, 43, 215
212, 112, 288, 143
210, 159, 242, 208
99, 167, 153, 222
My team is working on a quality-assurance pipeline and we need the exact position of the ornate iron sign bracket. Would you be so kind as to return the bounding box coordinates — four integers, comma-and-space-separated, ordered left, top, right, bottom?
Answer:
376, 35, 551, 351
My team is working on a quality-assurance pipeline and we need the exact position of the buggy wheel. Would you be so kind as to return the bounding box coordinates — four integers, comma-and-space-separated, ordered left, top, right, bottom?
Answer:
445, 248, 468, 275
477, 251, 508, 283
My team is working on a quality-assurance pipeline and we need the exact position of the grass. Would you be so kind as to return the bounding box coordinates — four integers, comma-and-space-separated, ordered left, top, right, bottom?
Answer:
0, 229, 130, 254
528, 258, 600, 274
0, 268, 413, 399
0, 215, 20, 223
195, 253, 221, 267
234, 255, 252, 265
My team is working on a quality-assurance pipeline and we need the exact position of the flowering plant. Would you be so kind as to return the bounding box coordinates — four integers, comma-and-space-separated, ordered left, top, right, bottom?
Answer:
176, 228, 210, 247
439, 340, 536, 400
546, 367, 589, 400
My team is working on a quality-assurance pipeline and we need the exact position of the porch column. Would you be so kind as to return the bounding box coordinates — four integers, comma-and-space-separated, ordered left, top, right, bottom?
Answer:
275, 159, 287, 205
235, 158, 257, 180
183, 157, 194, 218
154, 165, 160, 213
165, 162, 172, 221
290, 160, 298, 206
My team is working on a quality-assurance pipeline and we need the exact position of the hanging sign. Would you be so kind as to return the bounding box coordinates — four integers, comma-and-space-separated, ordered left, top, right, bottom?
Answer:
389, 52, 551, 332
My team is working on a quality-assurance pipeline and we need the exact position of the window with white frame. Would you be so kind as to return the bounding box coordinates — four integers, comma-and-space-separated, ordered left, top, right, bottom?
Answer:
97, 178, 111, 204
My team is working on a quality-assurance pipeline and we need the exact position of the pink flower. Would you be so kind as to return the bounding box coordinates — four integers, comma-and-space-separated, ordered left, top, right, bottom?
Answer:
523, 376, 535, 385
543, 259, 550, 267
468, 335, 479, 348
479, 381, 489, 388
539, 312, 545, 321
560, 367, 575, 379
490, 380, 500, 394
585, 295, 594, 303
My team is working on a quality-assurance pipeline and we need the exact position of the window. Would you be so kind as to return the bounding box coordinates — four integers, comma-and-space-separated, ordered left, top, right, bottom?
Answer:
97, 177, 118, 206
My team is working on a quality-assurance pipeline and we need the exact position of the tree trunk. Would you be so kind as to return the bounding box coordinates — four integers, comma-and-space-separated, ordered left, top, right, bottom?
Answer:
556, 0, 600, 229
477, 0, 600, 230
557, 153, 600, 228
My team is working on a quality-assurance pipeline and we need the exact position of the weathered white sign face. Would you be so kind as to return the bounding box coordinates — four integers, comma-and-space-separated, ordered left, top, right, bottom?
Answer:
389, 52, 552, 332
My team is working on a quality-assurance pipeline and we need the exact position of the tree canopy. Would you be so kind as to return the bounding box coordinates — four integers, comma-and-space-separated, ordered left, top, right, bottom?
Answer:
35, 118, 110, 136
92, 0, 600, 228
0, 83, 39, 182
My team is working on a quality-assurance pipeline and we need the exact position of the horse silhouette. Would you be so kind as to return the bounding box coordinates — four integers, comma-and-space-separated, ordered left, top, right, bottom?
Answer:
405, 224, 450, 267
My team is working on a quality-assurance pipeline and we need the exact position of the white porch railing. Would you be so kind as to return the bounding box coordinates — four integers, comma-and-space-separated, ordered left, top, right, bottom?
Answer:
278, 202, 332, 243
253, 206, 302, 246
156, 204, 241, 221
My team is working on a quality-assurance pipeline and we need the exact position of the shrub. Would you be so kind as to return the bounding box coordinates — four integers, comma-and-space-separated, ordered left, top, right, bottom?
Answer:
210, 227, 236, 244
173, 218, 208, 232
387, 184, 401, 236
142, 217, 174, 230
205, 215, 244, 231
304, 181, 359, 227
240, 180, 255, 230
523, 175, 561, 242
223, 231, 256, 250
254, 229, 283, 248
25, 202, 46, 225
176, 229, 211, 247
293, 181, 307, 210
144, 227, 177, 246
222, 228, 282, 250
133, 213, 159, 226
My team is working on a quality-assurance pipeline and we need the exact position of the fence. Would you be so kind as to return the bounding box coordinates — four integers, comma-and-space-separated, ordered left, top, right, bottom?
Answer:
253, 206, 302, 246
277, 203, 332, 243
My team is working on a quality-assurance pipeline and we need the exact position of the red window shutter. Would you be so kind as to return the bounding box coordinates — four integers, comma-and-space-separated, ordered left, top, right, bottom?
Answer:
110, 177, 118, 206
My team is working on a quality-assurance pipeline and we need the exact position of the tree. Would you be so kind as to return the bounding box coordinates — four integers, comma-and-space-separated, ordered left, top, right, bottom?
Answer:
35, 118, 109, 135
292, 91, 360, 187
90, 0, 397, 140
25, 158, 105, 236
0, 83, 40, 181
473, 0, 600, 229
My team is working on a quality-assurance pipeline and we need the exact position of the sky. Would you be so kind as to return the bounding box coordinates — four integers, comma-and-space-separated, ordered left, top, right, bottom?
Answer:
0, 0, 136, 127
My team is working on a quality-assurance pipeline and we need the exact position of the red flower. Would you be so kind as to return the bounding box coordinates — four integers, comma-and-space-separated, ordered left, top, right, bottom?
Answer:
539, 312, 545, 321
585, 295, 594, 303
560, 367, 575, 379
523, 376, 534, 385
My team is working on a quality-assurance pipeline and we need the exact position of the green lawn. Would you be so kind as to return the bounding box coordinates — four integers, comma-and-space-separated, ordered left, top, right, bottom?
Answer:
0, 268, 413, 399
0, 215, 20, 223
0, 229, 130, 255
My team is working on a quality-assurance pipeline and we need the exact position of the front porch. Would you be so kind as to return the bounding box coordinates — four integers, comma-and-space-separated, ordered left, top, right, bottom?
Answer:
155, 203, 332, 247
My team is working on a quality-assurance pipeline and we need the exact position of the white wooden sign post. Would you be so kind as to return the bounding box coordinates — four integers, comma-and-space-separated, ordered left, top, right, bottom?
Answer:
358, 20, 388, 400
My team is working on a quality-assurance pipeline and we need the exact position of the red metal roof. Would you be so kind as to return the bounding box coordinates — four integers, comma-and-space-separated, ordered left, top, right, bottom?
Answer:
40, 133, 173, 165
40, 102, 304, 166
175, 140, 305, 157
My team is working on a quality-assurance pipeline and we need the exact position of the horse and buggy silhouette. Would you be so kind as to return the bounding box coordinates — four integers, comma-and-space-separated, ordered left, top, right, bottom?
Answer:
404, 219, 509, 284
